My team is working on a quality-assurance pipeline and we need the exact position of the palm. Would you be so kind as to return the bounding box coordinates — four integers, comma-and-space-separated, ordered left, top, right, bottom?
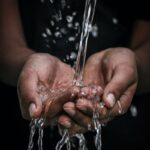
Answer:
17, 53, 75, 121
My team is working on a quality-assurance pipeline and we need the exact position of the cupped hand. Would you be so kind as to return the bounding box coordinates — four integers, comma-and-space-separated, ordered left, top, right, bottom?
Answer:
17, 53, 75, 122
61, 48, 138, 132
78, 48, 138, 123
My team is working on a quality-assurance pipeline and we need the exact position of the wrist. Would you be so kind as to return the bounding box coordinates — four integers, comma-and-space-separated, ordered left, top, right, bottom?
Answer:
135, 50, 150, 94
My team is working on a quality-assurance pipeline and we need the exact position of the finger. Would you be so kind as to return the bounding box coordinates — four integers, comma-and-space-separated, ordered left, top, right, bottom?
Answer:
76, 97, 108, 119
57, 115, 72, 129
107, 84, 136, 117
43, 86, 80, 120
103, 66, 137, 108
63, 102, 93, 129
57, 115, 87, 135
79, 85, 103, 99
99, 117, 114, 125
76, 98, 93, 115
63, 101, 110, 130
77, 85, 103, 115
17, 69, 42, 119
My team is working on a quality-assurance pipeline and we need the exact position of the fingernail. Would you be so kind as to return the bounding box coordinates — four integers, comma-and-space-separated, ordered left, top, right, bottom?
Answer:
29, 103, 36, 117
64, 108, 75, 116
59, 121, 71, 128
106, 93, 116, 107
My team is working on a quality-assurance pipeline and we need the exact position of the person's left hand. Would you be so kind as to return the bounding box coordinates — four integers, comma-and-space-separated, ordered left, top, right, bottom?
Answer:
79, 48, 138, 123
58, 48, 138, 133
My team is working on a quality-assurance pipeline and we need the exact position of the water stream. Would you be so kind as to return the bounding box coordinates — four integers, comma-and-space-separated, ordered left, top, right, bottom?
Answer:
56, 0, 100, 150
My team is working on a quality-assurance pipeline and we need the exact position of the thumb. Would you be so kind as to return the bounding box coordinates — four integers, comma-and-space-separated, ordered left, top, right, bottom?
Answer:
18, 70, 43, 120
103, 66, 137, 108
28, 97, 43, 119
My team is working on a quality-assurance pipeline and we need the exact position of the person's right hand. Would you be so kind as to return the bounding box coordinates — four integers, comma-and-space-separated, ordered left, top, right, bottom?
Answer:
17, 53, 76, 123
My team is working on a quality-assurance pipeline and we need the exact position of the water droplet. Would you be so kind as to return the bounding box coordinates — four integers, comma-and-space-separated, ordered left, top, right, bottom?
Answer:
67, 5, 70, 9
68, 37, 75, 42
52, 39, 56, 44
66, 15, 73, 23
49, 0, 53, 4
75, 43, 79, 50
56, 27, 60, 30
52, 14, 59, 22
46, 44, 50, 48
58, 10, 62, 21
46, 28, 52, 36
66, 55, 70, 60
112, 17, 118, 24
41, 33, 47, 38
60, 28, 68, 34
54, 31, 62, 38
50, 20, 55, 26
91, 24, 98, 38
67, 23, 73, 28
75, 22, 79, 27
70, 52, 77, 60
88, 24, 93, 32
63, 59, 66, 62
130, 105, 138, 117
72, 12, 77, 16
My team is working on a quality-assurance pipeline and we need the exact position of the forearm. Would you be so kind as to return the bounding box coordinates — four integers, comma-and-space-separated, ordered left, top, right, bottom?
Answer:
130, 20, 150, 94
0, 0, 35, 86
134, 37, 150, 94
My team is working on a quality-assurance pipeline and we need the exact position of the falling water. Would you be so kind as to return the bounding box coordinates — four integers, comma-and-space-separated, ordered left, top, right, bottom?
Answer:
73, 0, 97, 86
92, 91, 103, 150
75, 134, 88, 150
55, 129, 71, 150
27, 119, 37, 150
72, 0, 103, 149
56, 0, 99, 150
27, 118, 44, 150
